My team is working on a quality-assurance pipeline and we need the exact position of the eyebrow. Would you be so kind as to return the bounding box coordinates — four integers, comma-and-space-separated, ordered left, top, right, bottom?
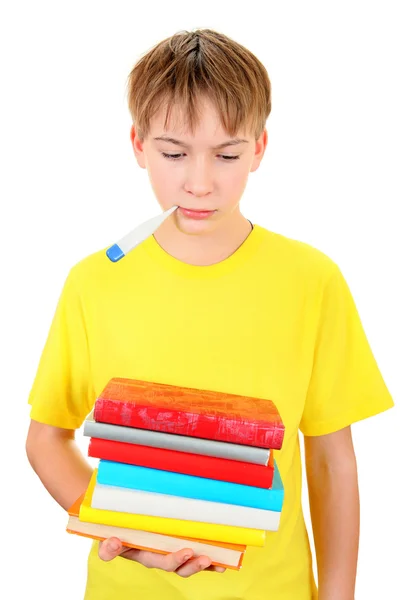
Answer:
153, 135, 249, 150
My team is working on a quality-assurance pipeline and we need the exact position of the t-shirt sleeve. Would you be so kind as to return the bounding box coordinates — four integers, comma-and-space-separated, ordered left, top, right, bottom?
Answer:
300, 263, 394, 436
28, 266, 95, 429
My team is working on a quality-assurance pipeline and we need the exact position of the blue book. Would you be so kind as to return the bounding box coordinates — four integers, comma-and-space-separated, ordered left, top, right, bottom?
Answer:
97, 459, 284, 511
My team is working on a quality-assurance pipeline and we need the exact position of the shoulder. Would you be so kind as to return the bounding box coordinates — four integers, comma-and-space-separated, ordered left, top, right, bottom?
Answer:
69, 246, 111, 277
63, 244, 137, 298
256, 225, 340, 285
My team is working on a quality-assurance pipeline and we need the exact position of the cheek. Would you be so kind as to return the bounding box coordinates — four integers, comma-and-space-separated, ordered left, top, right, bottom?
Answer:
220, 164, 250, 192
147, 159, 178, 193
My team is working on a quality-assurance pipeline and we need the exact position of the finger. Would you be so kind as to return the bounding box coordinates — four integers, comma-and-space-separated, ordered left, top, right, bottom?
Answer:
204, 565, 226, 573
126, 547, 194, 571
98, 537, 127, 562
175, 555, 212, 578
158, 547, 195, 572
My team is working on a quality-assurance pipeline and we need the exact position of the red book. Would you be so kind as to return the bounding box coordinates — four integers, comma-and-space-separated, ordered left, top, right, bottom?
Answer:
94, 378, 284, 450
88, 437, 275, 488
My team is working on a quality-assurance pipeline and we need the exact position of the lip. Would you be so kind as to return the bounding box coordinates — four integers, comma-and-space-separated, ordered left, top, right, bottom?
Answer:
178, 207, 216, 220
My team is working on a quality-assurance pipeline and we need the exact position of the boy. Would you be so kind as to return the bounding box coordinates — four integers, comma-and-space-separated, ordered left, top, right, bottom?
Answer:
26, 29, 394, 600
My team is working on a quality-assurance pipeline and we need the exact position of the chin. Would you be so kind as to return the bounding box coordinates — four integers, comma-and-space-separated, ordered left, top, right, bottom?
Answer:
174, 213, 219, 235
176, 219, 218, 235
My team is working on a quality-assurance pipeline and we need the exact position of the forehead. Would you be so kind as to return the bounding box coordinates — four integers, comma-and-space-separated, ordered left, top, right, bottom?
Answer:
149, 96, 249, 141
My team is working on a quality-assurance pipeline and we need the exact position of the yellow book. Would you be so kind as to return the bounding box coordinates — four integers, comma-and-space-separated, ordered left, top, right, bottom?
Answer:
80, 469, 265, 547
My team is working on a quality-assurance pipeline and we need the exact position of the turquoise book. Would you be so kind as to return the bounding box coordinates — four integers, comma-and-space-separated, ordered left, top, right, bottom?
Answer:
96, 459, 284, 511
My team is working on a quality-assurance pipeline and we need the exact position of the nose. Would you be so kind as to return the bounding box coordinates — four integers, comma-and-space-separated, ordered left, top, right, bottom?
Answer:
184, 157, 214, 197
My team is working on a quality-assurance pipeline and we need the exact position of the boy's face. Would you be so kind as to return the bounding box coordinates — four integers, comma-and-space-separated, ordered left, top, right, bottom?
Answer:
130, 96, 267, 235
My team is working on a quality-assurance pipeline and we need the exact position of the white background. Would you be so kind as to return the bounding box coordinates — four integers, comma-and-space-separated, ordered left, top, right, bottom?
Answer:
1, 1, 399, 598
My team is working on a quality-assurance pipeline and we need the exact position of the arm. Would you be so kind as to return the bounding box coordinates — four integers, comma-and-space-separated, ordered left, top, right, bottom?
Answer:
25, 418, 224, 575
304, 426, 359, 600
26, 419, 93, 510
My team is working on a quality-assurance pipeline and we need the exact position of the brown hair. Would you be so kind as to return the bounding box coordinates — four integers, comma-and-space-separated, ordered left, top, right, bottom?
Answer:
126, 29, 271, 140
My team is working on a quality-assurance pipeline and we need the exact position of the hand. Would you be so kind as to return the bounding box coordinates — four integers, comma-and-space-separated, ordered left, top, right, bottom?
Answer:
98, 537, 226, 577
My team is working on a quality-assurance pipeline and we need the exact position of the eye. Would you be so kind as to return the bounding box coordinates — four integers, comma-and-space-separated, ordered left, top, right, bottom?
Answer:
161, 152, 240, 161
161, 152, 184, 160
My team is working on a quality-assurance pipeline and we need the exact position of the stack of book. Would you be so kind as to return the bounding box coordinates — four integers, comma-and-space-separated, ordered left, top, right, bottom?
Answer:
66, 378, 285, 570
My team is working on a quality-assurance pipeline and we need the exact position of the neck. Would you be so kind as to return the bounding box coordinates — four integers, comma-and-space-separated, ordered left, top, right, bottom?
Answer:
153, 211, 253, 266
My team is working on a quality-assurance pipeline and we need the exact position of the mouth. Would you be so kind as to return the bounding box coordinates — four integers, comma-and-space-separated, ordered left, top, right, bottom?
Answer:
178, 207, 216, 220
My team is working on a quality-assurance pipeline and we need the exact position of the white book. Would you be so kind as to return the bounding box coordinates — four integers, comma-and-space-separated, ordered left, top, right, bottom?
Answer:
91, 482, 281, 531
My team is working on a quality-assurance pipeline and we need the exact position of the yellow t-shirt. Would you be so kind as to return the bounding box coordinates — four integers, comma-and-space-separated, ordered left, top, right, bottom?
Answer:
28, 224, 394, 600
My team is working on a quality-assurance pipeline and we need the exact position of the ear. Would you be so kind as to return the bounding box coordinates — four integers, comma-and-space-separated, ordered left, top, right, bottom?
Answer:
130, 125, 146, 169
250, 128, 268, 173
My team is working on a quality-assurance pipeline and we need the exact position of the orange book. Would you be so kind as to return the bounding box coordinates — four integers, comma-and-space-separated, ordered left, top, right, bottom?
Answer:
67, 494, 246, 570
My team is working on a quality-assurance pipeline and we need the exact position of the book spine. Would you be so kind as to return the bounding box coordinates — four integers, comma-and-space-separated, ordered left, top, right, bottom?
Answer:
79, 503, 266, 547
97, 460, 283, 511
89, 438, 274, 489
83, 419, 270, 465
91, 483, 281, 531
94, 399, 284, 449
